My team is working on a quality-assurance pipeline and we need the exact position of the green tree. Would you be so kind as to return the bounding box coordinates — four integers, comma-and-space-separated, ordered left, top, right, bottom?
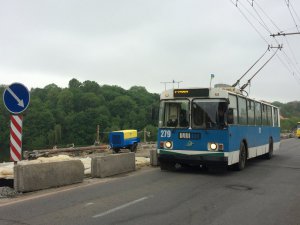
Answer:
68, 78, 82, 89
58, 89, 74, 113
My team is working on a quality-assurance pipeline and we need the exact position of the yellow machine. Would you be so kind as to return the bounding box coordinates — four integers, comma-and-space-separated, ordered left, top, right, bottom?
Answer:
109, 130, 140, 153
122, 130, 138, 140
296, 122, 300, 138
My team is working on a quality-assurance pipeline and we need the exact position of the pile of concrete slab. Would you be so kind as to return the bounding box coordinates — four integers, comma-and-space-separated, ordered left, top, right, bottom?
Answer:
14, 159, 84, 192
0, 151, 158, 193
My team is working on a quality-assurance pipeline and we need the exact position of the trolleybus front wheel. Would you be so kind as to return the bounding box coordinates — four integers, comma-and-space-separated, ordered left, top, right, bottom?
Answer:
160, 161, 175, 171
234, 142, 247, 171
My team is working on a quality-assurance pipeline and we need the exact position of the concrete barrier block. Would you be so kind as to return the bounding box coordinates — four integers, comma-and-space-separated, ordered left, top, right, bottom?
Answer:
14, 160, 84, 192
150, 149, 160, 166
91, 153, 135, 178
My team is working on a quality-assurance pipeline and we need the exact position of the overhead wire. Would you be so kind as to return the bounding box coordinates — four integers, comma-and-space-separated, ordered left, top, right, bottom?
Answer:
275, 53, 300, 84
245, 0, 273, 34
283, 37, 300, 71
252, 1, 282, 32
284, 0, 300, 32
229, 0, 269, 45
289, 1, 300, 25
229, 0, 300, 86
269, 0, 300, 83
253, 0, 300, 82
280, 47, 300, 79
270, 33, 300, 79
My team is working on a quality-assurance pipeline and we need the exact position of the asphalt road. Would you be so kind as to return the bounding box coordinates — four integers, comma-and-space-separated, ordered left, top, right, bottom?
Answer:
0, 138, 299, 225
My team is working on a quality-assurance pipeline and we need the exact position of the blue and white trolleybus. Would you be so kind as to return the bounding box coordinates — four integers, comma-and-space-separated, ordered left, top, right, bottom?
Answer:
157, 87, 280, 170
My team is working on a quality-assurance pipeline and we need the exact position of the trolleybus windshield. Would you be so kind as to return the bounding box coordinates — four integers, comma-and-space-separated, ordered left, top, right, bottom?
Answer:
159, 99, 228, 129
192, 99, 228, 129
159, 100, 189, 128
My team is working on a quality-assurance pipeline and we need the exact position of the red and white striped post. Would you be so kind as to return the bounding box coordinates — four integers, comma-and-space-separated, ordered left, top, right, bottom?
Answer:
10, 115, 23, 162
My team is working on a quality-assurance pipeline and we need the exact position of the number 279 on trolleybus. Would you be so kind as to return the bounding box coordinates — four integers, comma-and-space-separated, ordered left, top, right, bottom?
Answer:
157, 87, 280, 171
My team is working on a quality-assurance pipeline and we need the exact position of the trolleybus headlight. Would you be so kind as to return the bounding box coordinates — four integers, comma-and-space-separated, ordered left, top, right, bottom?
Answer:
165, 141, 173, 149
209, 143, 218, 151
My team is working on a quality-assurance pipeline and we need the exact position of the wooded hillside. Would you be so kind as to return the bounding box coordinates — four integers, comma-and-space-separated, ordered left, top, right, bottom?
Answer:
273, 101, 300, 132
0, 79, 159, 160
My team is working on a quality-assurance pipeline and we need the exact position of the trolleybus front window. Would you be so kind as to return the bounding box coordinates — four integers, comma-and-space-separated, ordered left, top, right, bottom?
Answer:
159, 100, 189, 128
192, 99, 228, 129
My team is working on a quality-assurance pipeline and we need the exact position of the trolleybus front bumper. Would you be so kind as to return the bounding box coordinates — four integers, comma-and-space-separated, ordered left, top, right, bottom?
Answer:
158, 152, 228, 168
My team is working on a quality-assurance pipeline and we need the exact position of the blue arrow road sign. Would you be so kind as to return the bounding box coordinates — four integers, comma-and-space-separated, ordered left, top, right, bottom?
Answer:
3, 83, 30, 114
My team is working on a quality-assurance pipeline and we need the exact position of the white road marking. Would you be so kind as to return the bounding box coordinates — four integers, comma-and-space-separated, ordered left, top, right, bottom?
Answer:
93, 196, 150, 218
84, 202, 94, 207
0, 168, 157, 207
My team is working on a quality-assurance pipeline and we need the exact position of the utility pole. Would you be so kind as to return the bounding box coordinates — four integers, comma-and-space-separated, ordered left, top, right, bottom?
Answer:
144, 128, 147, 143
270, 32, 300, 37
95, 125, 100, 145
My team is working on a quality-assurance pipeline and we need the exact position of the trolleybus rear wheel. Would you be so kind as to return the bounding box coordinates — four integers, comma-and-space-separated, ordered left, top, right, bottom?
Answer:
264, 138, 273, 160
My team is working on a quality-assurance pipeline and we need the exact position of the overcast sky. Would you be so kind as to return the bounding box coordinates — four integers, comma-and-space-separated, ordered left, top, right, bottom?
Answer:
1, 0, 300, 103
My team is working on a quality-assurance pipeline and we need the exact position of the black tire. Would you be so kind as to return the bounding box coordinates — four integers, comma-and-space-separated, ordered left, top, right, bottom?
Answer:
234, 142, 247, 171
264, 138, 273, 160
130, 143, 138, 153
112, 148, 120, 154
160, 161, 175, 171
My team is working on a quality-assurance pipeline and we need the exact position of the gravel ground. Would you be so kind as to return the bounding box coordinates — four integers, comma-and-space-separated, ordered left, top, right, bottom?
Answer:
0, 187, 19, 198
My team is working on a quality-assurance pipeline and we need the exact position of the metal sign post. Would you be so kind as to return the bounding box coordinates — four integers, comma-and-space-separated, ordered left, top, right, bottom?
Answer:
10, 115, 23, 161
3, 82, 30, 162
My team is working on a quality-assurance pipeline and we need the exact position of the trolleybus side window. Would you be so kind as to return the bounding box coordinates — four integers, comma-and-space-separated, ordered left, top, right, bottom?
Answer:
255, 102, 262, 125
248, 100, 255, 125
238, 96, 247, 125
262, 104, 268, 125
274, 108, 279, 127
228, 94, 238, 124
266, 105, 272, 126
